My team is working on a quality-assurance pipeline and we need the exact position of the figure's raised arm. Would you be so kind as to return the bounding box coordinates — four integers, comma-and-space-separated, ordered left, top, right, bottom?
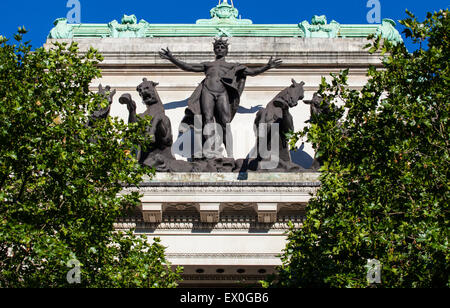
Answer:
159, 47, 205, 73
243, 57, 282, 77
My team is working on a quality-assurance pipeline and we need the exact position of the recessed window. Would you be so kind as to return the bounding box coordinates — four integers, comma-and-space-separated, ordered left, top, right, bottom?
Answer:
196, 268, 205, 274
216, 268, 225, 274
258, 269, 267, 274
237, 268, 246, 274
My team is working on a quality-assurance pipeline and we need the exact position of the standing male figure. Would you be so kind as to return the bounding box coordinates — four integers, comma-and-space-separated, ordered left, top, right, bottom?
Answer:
159, 38, 282, 158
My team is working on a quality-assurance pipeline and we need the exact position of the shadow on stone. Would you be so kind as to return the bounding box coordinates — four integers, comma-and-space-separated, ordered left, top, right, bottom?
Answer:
192, 224, 216, 233
249, 224, 273, 233
237, 105, 263, 114
290, 143, 314, 169
164, 99, 188, 110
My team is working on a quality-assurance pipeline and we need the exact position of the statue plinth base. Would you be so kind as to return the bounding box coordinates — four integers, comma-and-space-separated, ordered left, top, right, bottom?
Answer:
141, 171, 320, 184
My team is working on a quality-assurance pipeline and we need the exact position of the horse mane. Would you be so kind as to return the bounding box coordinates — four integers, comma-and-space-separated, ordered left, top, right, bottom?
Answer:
271, 87, 291, 105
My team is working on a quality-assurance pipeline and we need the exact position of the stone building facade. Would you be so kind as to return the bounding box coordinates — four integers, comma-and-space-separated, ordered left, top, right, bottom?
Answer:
46, 1, 400, 286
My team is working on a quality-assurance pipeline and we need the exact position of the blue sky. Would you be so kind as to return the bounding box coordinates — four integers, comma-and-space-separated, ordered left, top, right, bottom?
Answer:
0, 0, 448, 51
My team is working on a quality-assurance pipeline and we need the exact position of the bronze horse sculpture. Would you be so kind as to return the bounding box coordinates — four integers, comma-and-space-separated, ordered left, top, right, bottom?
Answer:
249, 79, 306, 172
87, 84, 116, 127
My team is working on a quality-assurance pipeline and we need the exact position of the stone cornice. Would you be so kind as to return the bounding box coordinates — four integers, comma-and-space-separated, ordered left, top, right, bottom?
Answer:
127, 181, 320, 187
125, 186, 317, 203
44, 37, 384, 68
167, 253, 278, 259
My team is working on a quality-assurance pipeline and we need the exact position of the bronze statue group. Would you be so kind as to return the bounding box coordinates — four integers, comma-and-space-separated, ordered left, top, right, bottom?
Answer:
95, 38, 323, 173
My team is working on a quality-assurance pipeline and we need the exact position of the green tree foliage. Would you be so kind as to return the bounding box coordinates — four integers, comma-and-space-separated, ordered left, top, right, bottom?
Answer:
0, 30, 182, 287
268, 10, 449, 288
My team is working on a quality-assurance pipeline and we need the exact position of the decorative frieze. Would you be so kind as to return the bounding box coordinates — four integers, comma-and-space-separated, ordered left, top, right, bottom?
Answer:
114, 220, 304, 231
140, 202, 305, 225
119, 175, 314, 230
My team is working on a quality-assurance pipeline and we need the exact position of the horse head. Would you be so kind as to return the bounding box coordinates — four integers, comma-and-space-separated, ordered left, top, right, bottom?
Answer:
276, 79, 305, 108
98, 84, 116, 106
288, 79, 305, 107
92, 84, 116, 120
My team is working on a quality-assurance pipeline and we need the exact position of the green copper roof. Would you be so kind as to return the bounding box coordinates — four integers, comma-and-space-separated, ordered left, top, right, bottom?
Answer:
48, 1, 403, 44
